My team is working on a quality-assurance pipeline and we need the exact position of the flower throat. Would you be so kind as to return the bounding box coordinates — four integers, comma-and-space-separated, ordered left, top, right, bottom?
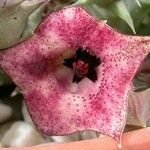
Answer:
63, 48, 101, 83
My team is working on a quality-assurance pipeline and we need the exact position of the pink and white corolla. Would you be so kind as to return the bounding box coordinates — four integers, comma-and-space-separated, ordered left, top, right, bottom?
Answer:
0, 6, 149, 144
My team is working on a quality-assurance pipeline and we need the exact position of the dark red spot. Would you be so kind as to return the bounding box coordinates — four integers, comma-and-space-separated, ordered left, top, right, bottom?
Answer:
73, 60, 88, 78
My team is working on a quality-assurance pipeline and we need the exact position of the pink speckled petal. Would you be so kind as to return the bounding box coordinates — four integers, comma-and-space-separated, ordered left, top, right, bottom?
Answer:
0, 7, 150, 143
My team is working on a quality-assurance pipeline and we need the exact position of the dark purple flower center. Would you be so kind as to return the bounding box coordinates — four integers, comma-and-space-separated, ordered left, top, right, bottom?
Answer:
63, 48, 101, 83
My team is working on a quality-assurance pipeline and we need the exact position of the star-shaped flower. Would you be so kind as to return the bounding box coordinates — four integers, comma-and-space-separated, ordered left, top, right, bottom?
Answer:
0, 6, 149, 144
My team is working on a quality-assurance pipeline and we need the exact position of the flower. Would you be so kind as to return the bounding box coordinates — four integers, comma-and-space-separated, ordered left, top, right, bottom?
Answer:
0, 6, 149, 143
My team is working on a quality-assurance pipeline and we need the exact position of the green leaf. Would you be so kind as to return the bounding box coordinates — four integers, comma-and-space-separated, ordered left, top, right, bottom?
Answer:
133, 54, 150, 91
0, 0, 50, 50
110, 1, 136, 34
83, 4, 111, 20
0, 0, 23, 8
127, 89, 150, 128
0, 70, 12, 86
73, 0, 116, 7
135, 0, 141, 7
140, 0, 150, 4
